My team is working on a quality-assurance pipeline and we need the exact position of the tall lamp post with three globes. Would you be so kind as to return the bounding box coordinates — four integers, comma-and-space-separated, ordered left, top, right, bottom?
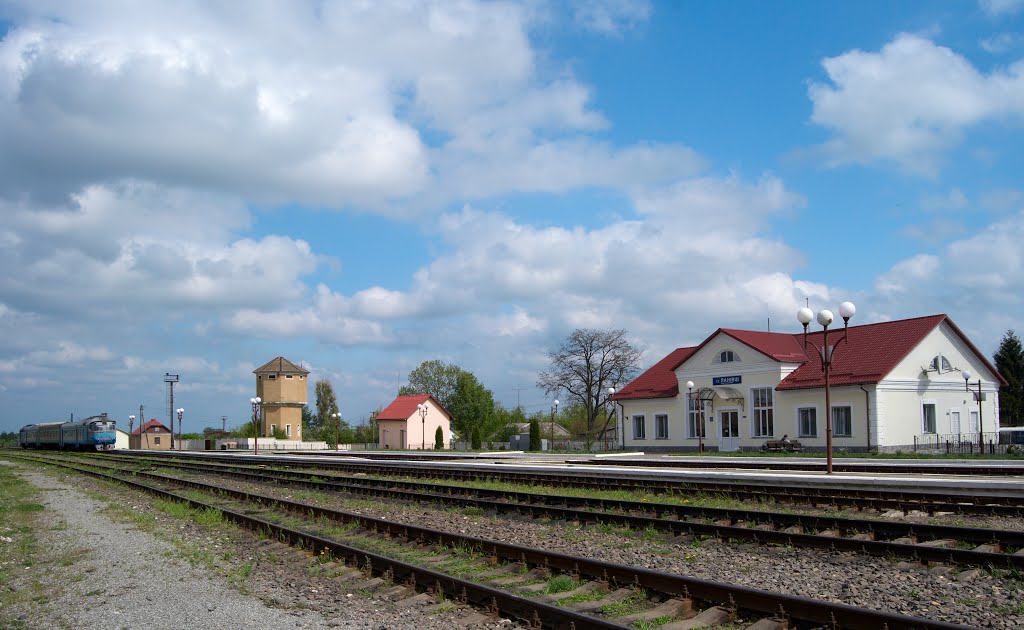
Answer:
797, 301, 856, 475
176, 408, 184, 450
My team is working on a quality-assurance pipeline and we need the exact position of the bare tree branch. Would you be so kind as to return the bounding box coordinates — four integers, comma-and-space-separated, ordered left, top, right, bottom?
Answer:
537, 328, 643, 433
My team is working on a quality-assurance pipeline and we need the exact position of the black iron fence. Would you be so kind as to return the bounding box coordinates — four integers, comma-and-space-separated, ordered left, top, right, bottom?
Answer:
913, 432, 1011, 455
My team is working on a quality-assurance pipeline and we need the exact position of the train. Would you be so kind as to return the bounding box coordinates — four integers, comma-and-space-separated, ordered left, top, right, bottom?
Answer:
19, 414, 117, 451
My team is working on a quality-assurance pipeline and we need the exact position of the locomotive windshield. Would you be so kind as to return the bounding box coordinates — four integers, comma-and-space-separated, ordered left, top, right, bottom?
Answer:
90, 421, 115, 431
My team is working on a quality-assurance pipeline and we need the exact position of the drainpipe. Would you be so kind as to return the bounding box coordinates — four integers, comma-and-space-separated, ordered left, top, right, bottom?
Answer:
859, 384, 871, 451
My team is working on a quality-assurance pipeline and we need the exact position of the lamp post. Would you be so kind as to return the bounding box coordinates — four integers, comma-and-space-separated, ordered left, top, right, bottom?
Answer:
129, 415, 135, 449
605, 388, 615, 451
686, 380, 704, 454
797, 301, 856, 474
250, 397, 262, 455
417, 402, 429, 450
176, 408, 184, 450
962, 370, 984, 454
550, 399, 559, 451
332, 412, 341, 451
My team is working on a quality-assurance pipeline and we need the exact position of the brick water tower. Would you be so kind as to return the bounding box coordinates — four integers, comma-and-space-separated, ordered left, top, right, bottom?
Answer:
253, 356, 309, 440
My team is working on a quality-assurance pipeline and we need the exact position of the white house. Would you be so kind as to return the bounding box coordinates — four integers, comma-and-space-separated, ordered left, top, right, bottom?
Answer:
376, 394, 452, 450
611, 314, 1005, 452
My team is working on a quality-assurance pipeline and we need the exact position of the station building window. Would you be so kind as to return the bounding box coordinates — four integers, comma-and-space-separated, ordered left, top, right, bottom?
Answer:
285, 424, 291, 436
720, 350, 736, 363
798, 407, 817, 438
752, 387, 774, 437
632, 414, 646, 440
832, 406, 853, 437
655, 414, 669, 439
922, 403, 937, 434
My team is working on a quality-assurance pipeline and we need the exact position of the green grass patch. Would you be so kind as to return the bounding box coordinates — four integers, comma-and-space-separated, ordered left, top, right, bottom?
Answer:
600, 590, 650, 617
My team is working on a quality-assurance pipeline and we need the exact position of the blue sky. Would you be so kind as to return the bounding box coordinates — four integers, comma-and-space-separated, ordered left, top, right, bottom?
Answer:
1, 0, 1023, 434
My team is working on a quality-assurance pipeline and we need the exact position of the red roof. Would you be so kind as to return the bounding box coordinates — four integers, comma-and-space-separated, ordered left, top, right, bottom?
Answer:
131, 419, 170, 435
376, 394, 449, 420
611, 347, 696, 400
611, 314, 1006, 399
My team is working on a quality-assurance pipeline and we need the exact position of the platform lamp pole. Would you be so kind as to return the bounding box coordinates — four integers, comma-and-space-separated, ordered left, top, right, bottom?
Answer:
129, 415, 135, 449
332, 412, 342, 451
250, 397, 261, 455
176, 408, 184, 450
550, 399, 559, 451
962, 370, 984, 454
797, 301, 856, 475
686, 381, 700, 453
417, 402, 429, 450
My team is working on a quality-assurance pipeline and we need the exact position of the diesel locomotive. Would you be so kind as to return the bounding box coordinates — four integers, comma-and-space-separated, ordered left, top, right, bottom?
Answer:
19, 414, 117, 451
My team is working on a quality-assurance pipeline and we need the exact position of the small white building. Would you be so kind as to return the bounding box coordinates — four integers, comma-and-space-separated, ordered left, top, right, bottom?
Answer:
611, 314, 1005, 452
376, 394, 452, 450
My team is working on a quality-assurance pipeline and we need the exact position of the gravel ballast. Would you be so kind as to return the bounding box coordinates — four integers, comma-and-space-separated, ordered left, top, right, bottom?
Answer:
3, 462, 487, 630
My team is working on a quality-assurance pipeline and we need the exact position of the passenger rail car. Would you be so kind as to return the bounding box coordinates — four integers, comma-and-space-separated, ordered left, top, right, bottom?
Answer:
19, 414, 116, 451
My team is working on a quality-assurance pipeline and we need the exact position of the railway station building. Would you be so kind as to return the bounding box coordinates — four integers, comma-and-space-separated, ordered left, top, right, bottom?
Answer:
376, 394, 452, 450
611, 314, 1006, 453
254, 356, 309, 441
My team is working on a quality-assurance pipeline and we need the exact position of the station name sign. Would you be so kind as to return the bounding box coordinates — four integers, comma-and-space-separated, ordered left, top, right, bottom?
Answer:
712, 375, 742, 386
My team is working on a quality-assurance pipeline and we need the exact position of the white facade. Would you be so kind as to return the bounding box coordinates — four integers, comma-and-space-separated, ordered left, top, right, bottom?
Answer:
617, 318, 1001, 452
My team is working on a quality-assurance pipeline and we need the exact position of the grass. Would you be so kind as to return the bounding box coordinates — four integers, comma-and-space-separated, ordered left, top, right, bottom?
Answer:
634, 616, 673, 629
0, 460, 68, 628
600, 590, 651, 617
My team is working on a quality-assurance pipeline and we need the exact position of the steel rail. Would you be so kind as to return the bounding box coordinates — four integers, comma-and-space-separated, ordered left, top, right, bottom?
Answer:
75, 452, 1024, 570
9, 452, 974, 630
110, 450, 1024, 515
566, 457, 1024, 477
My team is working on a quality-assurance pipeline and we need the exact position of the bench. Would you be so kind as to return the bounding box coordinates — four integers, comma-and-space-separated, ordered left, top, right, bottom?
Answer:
760, 440, 803, 453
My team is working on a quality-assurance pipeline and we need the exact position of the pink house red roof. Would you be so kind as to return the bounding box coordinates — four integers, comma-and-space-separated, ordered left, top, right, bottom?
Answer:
611, 314, 1005, 400
611, 347, 696, 400
131, 419, 170, 435
376, 394, 450, 420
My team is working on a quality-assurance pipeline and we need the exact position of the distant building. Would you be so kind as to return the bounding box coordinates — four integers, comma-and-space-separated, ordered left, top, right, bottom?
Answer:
611, 314, 1005, 452
131, 419, 172, 450
376, 394, 451, 450
254, 356, 309, 440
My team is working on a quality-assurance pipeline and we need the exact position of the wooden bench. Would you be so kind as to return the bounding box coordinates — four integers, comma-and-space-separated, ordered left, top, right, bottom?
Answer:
760, 440, 803, 453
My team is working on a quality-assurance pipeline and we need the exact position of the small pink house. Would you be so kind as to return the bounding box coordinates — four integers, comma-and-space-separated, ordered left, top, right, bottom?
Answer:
376, 394, 451, 450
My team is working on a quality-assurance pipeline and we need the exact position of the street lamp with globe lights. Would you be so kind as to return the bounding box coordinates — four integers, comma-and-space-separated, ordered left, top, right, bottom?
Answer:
796, 301, 856, 474
129, 415, 135, 449
961, 370, 985, 453
550, 399, 559, 450
332, 412, 342, 451
417, 402, 429, 450
250, 397, 262, 455
176, 408, 184, 450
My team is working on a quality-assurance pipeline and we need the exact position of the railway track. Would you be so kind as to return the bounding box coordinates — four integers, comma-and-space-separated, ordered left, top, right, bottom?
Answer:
114, 450, 1024, 516
566, 457, 1024, 477
75, 452, 1024, 571
6, 452, 975, 629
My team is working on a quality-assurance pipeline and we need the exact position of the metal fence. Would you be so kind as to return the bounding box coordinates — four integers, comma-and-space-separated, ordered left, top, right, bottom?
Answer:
912, 432, 1009, 455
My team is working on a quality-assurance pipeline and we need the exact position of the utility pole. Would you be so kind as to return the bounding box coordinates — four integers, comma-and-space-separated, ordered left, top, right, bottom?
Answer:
222, 416, 227, 434
164, 373, 179, 449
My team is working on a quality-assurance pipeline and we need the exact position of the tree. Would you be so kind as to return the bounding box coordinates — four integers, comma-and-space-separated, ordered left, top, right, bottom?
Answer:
301, 404, 322, 441
399, 360, 460, 409
471, 426, 482, 449
315, 380, 345, 446
434, 426, 444, 450
448, 370, 496, 441
537, 328, 642, 434
529, 418, 541, 451
995, 330, 1024, 426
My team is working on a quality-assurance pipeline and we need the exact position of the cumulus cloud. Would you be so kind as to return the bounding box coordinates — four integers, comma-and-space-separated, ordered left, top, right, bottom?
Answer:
808, 33, 1024, 175
571, 0, 652, 36
980, 0, 1024, 17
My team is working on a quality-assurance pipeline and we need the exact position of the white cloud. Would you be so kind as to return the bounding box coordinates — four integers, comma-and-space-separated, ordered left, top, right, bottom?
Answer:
980, 0, 1024, 17
571, 0, 652, 36
980, 32, 1021, 54
0, 1, 680, 212
808, 33, 1024, 175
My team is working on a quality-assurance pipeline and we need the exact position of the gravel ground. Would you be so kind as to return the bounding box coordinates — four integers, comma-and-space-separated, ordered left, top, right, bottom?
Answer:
8, 458, 1024, 629
3, 462, 505, 630
229, 475, 1020, 629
